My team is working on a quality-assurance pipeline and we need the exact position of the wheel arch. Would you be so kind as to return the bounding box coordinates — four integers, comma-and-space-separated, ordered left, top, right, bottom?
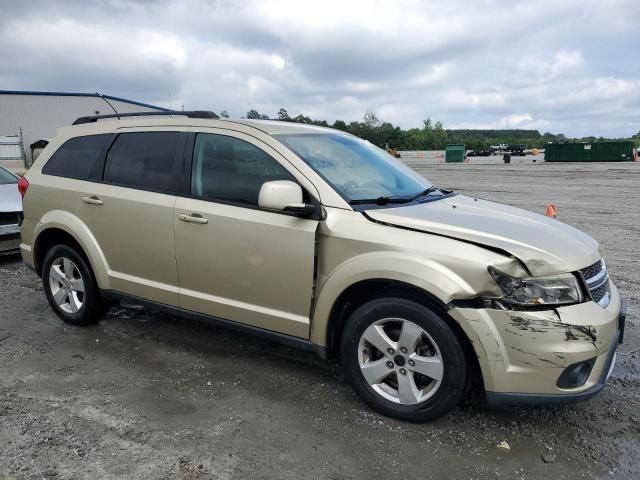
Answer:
325, 279, 452, 354
311, 253, 477, 347
34, 227, 83, 275
311, 268, 487, 395
32, 212, 110, 289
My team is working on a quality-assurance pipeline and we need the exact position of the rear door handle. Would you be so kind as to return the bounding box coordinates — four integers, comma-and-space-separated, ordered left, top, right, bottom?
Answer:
81, 196, 103, 206
178, 213, 208, 224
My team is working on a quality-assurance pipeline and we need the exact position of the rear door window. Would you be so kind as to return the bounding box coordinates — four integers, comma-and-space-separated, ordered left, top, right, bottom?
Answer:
42, 134, 111, 179
103, 132, 182, 193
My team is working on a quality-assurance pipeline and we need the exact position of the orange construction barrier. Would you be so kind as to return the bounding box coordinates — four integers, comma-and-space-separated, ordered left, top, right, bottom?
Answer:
545, 204, 557, 218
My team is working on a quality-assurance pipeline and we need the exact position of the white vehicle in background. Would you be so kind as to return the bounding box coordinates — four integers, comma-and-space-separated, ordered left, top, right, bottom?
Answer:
0, 165, 22, 255
490, 144, 508, 153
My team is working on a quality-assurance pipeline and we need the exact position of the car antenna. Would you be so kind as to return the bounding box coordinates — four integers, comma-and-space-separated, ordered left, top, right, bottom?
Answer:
96, 92, 120, 119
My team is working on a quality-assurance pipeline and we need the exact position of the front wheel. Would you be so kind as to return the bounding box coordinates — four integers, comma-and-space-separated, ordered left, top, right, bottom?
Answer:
340, 298, 467, 422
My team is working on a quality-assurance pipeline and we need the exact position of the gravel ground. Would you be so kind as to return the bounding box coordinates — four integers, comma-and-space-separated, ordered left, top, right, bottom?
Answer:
0, 159, 638, 479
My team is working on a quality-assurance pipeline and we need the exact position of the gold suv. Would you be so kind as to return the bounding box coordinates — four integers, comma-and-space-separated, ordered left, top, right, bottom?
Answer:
19, 111, 627, 421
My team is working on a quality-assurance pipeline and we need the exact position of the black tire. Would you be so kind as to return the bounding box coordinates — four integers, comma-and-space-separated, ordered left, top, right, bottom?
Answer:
42, 244, 107, 326
340, 297, 467, 422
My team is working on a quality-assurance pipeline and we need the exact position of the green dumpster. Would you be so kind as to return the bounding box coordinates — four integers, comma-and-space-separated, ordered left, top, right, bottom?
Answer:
445, 144, 466, 163
545, 141, 634, 162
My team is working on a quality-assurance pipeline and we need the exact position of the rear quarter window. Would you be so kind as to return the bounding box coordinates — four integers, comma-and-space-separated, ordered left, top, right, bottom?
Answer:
42, 134, 111, 180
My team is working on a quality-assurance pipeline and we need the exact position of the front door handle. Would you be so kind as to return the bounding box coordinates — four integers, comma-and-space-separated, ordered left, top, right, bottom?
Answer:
178, 213, 208, 224
81, 196, 103, 206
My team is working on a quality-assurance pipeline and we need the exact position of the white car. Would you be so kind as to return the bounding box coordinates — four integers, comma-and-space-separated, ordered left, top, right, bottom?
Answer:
490, 144, 508, 152
0, 165, 22, 254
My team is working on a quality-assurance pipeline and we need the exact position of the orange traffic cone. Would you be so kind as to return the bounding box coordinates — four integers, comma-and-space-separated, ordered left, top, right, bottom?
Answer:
545, 204, 557, 218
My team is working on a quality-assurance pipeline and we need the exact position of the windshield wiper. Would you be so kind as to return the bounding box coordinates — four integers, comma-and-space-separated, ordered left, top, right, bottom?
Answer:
349, 186, 442, 206
349, 196, 413, 206
349, 186, 442, 205
408, 186, 439, 201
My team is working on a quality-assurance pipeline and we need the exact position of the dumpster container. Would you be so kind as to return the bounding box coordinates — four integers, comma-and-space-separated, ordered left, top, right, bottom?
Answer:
445, 144, 466, 163
545, 141, 633, 162
503, 153, 511, 164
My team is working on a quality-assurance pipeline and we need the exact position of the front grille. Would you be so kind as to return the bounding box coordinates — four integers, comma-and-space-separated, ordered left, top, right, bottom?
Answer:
590, 283, 608, 303
0, 212, 21, 226
580, 260, 604, 280
580, 259, 610, 307
0, 233, 20, 253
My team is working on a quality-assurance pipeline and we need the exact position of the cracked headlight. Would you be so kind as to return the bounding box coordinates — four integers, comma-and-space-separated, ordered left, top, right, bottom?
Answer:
488, 266, 584, 306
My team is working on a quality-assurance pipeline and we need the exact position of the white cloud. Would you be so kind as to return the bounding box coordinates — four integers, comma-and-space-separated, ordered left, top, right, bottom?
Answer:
0, 0, 638, 137
551, 50, 584, 76
140, 33, 187, 69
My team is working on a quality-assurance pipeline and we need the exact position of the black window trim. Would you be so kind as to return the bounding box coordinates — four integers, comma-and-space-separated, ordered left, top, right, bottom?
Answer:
87, 130, 187, 196
88, 132, 117, 181
180, 131, 321, 220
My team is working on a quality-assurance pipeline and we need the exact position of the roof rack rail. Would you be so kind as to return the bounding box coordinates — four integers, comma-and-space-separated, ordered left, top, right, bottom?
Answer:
72, 110, 220, 125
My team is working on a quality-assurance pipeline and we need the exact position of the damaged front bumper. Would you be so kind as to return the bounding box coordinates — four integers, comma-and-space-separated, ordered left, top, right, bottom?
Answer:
448, 282, 626, 406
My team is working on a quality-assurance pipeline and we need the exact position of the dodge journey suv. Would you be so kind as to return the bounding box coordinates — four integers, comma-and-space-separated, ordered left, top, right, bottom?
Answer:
19, 111, 626, 421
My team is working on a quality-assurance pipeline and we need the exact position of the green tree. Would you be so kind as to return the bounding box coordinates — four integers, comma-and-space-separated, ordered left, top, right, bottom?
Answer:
293, 114, 312, 124
278, 108, 290, 121
219, 110, 230, 118
432, 121, 448, 149
238, 109, 609, 150
363, 111, 381, 128
332, 120, 348, 131
246, 109, 261, 119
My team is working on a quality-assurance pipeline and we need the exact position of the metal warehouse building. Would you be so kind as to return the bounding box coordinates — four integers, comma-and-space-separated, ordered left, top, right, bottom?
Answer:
0, 90, 169, 170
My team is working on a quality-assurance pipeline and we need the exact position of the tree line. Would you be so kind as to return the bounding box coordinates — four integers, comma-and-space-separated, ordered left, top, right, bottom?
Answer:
214, 108, 636, 151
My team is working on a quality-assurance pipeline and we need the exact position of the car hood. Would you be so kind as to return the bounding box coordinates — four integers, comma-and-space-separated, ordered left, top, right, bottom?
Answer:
365, 195, 600, 276
0, 183, 22, 213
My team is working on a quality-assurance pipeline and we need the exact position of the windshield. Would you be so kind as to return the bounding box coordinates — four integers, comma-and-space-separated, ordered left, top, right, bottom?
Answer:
275, 133, 432, 202
0, 167, 18, 185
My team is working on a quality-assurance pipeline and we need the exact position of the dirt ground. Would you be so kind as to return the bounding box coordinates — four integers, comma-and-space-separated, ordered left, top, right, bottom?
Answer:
0, 160, 638, 479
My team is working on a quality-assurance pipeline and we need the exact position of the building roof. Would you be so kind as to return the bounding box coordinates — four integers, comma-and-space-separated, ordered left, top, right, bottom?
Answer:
0, 90, 170, 112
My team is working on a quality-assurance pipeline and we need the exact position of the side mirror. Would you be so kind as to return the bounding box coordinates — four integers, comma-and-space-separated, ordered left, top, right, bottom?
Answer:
258, 180, 316, 216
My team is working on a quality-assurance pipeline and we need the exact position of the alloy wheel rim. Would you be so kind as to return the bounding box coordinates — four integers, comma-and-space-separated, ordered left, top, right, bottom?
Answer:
48, 257, 85, 314
357, 318, 443, 405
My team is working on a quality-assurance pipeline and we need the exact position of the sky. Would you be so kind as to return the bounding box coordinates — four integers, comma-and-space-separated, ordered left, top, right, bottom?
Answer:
1, 0, 639, 137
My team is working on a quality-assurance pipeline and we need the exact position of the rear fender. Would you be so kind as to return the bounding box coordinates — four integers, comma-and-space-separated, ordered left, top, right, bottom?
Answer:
33, 210, 111, 289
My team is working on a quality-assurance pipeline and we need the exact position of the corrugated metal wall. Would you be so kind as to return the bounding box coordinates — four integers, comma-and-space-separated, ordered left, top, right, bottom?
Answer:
0, 134, 25, 171
0, 93, 168, 167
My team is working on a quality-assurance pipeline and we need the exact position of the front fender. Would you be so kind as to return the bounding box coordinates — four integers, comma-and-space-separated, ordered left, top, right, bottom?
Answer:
310, 252, 477, 346
33, 210, 111, 290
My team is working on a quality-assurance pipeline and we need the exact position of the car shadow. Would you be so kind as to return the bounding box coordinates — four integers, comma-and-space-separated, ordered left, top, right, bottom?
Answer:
0, 252, 21, 263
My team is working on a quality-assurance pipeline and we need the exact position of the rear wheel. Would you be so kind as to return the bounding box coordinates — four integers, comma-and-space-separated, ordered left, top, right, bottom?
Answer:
340, 298, 467, 422
42, 245, 106, 326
